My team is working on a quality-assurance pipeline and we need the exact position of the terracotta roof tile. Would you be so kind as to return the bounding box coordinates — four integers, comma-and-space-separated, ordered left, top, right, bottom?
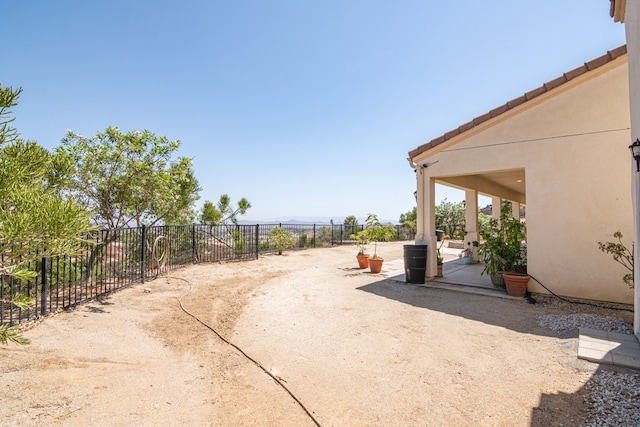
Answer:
563, 64, 588, 81
489, 104, 509, 118
472, 112, 492, 126
524, 86, 547, 100
458, 121, 475, 133
409, 45, 627, 160
543, 75, 568, 91
444, 128, 460, 140
506, 95, 527, 109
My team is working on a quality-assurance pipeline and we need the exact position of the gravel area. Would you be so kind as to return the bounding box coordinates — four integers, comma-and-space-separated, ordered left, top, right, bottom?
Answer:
536, 311, 639, 426
537, 313, 634, 335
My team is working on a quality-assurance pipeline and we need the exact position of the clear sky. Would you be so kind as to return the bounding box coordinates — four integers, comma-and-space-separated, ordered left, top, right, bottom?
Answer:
3, 1, 626, 223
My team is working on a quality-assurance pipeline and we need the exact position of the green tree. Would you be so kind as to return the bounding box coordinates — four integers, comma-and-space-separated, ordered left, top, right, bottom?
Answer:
435, 199, 466, 239
59, 126, 201, 228
270, 227, 296, 255
399, 207, 417, 234
0, 85, 91, 345
343, 215, 360, 242
199, 195, 251, 256
200, 194, 251, 225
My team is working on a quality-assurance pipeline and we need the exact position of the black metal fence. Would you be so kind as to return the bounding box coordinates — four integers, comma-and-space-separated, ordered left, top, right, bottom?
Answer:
1, 222, 413, 327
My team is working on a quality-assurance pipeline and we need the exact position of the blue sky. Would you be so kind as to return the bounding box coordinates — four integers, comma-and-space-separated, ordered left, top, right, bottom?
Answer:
3, 1, 626, 223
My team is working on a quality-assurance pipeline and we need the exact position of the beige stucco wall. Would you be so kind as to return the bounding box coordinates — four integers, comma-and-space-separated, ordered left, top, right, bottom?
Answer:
413, 58, 633, 304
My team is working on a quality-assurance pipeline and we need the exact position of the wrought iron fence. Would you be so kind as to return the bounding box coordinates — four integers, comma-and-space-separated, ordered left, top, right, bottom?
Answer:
1, 222, 413, 327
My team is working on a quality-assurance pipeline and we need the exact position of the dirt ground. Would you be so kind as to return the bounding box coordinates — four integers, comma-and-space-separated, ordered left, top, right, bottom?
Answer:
0, 241, 634, 426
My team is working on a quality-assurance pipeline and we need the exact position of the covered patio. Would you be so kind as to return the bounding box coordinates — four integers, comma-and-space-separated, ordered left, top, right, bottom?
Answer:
407, 46, 633, 305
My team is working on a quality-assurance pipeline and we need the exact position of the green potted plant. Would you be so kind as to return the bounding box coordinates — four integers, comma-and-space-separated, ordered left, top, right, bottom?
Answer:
477, 202, 527, 293
351, 229, 370, 269
459, 241, 478, 265
364, 213, 396, 273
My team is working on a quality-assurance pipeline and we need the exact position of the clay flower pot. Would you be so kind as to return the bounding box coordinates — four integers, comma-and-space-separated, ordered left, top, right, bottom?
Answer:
356, 254, 369, 269
502, 272, 530, 297
369, 258, 383, 273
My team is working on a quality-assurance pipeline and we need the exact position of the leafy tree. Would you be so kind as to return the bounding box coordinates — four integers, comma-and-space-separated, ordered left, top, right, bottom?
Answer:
199, 195, 251, 257
200, 194, 251, 225
343, 215, 358, 228
270, 227, 296, 255
0, 85, 91, 345
435, 199, 466, 239
343, 214, 358, 235
59, 126, 201, 228
399, 207, 417, 234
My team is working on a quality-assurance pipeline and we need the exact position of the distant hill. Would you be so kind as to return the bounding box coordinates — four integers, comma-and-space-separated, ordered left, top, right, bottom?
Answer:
239, 216, 398, 225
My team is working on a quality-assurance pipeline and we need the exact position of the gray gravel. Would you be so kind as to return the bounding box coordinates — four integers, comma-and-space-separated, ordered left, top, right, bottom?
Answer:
537, 313, 634, 335
536, 312, 640, 426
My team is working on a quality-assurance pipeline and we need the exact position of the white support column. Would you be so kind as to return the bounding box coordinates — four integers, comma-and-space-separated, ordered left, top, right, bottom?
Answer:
424, 176, 437, 278
415, 168, 426, 244
492, 196, 502, 220
465, 189, 479, 261
512, 202, 520, 220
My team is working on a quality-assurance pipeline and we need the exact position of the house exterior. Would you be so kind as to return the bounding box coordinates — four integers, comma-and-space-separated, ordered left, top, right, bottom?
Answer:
408, 46, 633, 304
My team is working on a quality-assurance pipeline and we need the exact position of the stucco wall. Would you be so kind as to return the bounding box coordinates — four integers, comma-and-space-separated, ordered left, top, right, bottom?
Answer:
415, 59, 633, 304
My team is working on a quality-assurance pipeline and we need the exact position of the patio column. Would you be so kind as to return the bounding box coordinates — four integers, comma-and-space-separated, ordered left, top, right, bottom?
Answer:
492, 196, 501, 220
512, 202, 520, 220
465, 189, 479, 261
414, 167, 437, 277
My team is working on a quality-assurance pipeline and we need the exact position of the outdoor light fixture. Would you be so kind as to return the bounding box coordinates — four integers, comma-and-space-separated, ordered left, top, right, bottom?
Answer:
630, 138, 640, 172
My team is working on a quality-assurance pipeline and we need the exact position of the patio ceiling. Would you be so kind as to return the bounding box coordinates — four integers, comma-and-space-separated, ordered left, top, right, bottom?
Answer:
435, 168, 526, 204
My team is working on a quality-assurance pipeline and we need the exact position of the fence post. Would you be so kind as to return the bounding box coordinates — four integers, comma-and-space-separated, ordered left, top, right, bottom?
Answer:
255, 224, 259, 259
140, 224, 146, 284
191, 223, 197, 263
40, 256, 47, 316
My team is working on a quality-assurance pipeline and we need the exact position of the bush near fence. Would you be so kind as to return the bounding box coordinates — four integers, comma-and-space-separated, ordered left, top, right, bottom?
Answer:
1, 223, 413, 327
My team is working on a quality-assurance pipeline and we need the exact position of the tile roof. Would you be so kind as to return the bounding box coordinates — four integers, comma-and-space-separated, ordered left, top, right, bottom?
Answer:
408, 45, 628, 160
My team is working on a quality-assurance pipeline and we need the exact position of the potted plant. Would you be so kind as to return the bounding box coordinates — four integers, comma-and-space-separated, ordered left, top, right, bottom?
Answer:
364, 213, 397, 273
459, 241, 478, 265
351, 229, 370, 269
477, 202, 527, 294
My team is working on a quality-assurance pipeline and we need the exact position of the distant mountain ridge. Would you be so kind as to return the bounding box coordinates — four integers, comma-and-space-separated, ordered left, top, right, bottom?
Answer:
239, 216, 398, 225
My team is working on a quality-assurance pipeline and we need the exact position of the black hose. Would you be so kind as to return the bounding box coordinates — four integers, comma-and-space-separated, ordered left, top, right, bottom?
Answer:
529, 273, 633, 312
170, 275, 322, 427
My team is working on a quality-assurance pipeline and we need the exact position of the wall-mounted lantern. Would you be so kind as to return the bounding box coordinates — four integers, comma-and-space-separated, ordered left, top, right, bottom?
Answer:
629, 138, 640, 172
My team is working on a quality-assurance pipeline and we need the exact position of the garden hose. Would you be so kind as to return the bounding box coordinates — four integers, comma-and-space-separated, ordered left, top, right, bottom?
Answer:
529, 273, 632, 312
169, 274, 322, 427
149, 235, 168, 278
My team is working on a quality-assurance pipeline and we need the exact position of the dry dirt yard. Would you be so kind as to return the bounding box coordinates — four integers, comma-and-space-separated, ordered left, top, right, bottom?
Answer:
0, 241, 634, 426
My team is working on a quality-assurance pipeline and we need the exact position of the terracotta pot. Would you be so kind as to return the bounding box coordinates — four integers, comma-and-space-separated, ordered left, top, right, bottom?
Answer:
356, 254, 369, 269
502, 272, 530, 297
436, 264, 443, 277
369, 258, 383, 273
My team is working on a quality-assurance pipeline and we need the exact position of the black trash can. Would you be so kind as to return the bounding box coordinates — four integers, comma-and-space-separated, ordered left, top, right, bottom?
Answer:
404, 245, 428, 284
436, 230, 444, 242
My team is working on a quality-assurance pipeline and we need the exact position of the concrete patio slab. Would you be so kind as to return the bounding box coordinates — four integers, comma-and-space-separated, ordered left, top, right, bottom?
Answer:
578, 327, 640, 370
